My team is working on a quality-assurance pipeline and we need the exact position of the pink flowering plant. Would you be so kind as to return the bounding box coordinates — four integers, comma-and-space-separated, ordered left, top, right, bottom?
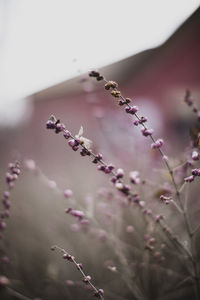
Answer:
0, 71, 200, 300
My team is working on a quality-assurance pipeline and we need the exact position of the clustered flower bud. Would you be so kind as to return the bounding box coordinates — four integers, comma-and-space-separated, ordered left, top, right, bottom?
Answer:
115, 182, 130, 195
155, 215, 164, 222
119, 98, 131, 106
151, 139, 164, 149
65, 208, 85, 221
64, 189, 73, 198
92, 153, 103, 164
145, 235, 156, 251
160, 194, 171, 205
80, 148, 91, 156
184, 168, 200, 183
191, 168, 200, 176
133, 116, 147, 126
46, 116, 67, 138
125, 106, 138, 115
89, 70, 104, 81
184, 175, 194, 183
0, 161, 21, 282
63, 253, 74, 262
141, 128, 154, 137
191, 150, 199, 161
129, 171, 140, 184
63, 130, 71, 139
83, 275, 91, 283
97, 164, 115, 174
94, 289, 104, 298
116, 168, 124, 179
1, 162, 20, 223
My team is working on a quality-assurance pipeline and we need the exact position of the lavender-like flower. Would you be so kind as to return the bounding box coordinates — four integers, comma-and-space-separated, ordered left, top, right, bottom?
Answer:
0, 161, 20, 224
51, 245, 104, 299
46, 115, 191, 262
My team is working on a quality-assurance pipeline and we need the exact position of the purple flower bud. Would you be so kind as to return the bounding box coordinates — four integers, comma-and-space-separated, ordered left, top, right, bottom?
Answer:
4, 191, 10, 199
8, 163, 15, 169
192, 151, 199, 161
55, 123, 65, 133
125, 106, 138, 114
68, 139, 76, 147
64, 189, 73, 198
193, 106, 198, 113
191, 169, 200, 176
129, 171, 140, 184
97, 165, 105, 172
104, 167, 111, 174
65, 207, 72, 213
24, 159, 36, 171
111, 176, 117, 183
63, 130, 71, 139
63, 253, 74, 261
80, 219, 90, 225
184, 175, 195, 182
83, 275, 91, 283
70, 223, 80, 232
12, 174, 18, 181
138, 116, 147, 124
162, 155, 168, 162
46, 120, 56, 129
115, 182, 123, 190
133, 194, 140, 203
74, 139, 81, 146
116, 168, 124, 179
77, 263, 83, 270
70, 209, 85, 220
96, 153, 103, 160
185, 97, 193, 106
142, 128, 154, 137
92, 153, 103, 163
108, 164, 115, 171
155, 215, 164, 222
0, 221, 6, 230
80, 149, 88, 156
8, 182, 14, 189
151, 139, 164, 149
12, 168, 20, 175
6, 173, 13, 183
2, 199, 11, 209
126, 225, 134, 233
119, 100, 126, 106
94, 289, 104, 297
72, 145, 79, 151
133, 120, 139, 126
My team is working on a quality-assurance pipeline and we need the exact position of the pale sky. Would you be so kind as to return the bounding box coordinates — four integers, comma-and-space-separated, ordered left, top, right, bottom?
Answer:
0, 0, 199, 125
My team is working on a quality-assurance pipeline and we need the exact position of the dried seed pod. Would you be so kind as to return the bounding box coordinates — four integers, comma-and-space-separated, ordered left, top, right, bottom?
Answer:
89, 70, 100, 77
104, 81, 118, 90
125, 98, 131, 104
96, 76, 104, 81
111, 90, 121, 98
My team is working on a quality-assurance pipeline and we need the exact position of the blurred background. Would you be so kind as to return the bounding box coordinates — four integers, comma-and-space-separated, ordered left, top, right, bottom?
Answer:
0, 1, 200, 299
